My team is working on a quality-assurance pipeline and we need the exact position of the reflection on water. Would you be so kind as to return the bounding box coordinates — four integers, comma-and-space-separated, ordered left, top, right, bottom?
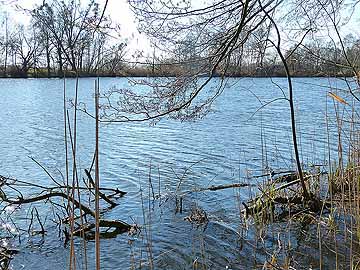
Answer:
0, 77, 352, 269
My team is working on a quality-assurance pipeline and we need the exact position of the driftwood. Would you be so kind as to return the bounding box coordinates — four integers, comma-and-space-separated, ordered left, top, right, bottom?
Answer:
0, 247, 18, 270
181, 171, 310, 195
246, 173, 319, 206
84, 169, 119, 208
177, 182, 255, 196
197, 183, 254, 192
73, 219, 131, 239
1, 175, 126, 197
1, 191, 95, 217
0, 175, 131, 239
242, 172, 326, 218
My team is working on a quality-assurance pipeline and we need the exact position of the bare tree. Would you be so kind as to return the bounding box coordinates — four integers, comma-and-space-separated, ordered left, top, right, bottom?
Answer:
99, 43, 127, 75
2, 13, 8, 75
31, 0, 110, 73
7, 25, 41, 77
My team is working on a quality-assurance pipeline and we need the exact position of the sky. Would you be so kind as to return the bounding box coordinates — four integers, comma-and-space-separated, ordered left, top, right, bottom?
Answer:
0, 0, 359, 57
0, 0, 152, 56
1, 0, 137, 30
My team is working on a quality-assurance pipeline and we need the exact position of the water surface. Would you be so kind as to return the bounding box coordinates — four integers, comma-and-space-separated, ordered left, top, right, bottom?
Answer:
0, 77, 350, 269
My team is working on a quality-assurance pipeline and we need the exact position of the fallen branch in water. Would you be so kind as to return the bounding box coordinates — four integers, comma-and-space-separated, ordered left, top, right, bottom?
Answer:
196, 183, 254, 191
0, 175, 131, 239
175, 182, 255, 199
1, 191, 95, 217
73, 219, 131, 239
247, 173, 321, 206
241, 172, 327, 218
0, 246, 19, 270
84, 169, 119, 208
1, 175, 126, 197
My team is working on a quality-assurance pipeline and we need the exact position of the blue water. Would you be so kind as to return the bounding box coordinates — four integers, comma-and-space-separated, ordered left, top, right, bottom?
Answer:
0, 77, 352, 269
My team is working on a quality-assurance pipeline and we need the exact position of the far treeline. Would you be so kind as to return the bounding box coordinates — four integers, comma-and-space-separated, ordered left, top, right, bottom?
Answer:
0, 0, 359, 78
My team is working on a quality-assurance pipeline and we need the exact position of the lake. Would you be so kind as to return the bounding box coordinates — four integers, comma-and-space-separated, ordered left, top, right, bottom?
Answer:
0, 77, 351, 269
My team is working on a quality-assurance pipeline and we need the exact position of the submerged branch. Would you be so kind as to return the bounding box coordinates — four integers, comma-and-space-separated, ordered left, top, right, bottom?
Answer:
2, 191, 96, 217
0, 175, 131, 239
195, 182, 255, 192
73, 219, 131, 239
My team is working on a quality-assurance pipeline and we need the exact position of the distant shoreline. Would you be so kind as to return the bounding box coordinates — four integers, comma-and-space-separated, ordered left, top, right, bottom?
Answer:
0, 73, 354, 79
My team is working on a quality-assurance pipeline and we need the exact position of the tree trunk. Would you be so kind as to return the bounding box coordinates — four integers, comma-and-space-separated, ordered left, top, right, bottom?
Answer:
57, 45, 63, 76
46, 36, 51, 77
4, 16, 8, 76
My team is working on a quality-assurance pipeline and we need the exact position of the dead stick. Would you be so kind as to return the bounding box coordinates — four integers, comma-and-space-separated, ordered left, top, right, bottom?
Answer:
3, 192, 95, 217
199, 183, 254, 191
84, 169, 118, 207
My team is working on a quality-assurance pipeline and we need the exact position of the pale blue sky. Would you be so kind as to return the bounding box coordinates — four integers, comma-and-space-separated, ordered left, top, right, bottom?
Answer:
1, 0, 359, 57
0, 0, 152, 56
